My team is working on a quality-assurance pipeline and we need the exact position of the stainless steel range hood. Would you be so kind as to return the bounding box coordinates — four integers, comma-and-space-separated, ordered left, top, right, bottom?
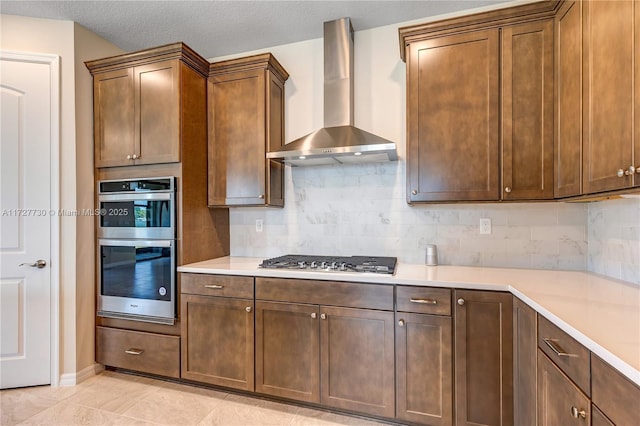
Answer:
266, 17, 398, 166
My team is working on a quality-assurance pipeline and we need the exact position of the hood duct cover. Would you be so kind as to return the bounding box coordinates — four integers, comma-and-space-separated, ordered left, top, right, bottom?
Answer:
267, 17, 398, 166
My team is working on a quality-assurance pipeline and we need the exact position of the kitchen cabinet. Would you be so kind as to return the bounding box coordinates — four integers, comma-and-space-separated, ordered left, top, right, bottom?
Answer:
513, 297, 537, 426
454, 290, 513, 426
501, 20, 554, 200
591, 353, 640, 426
96, 326, 180, 378
208, 54, 288, 207
400, 2, 557, 203
583, 0, 638, 193
180, 274, 254, 391
86, 43, 208, 168
395, 286, 452, 426
255, 278, 395, 418
538, 350, 591, 425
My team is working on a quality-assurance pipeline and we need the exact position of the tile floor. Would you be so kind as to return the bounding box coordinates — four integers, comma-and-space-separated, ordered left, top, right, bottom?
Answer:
1, 371, 390, 425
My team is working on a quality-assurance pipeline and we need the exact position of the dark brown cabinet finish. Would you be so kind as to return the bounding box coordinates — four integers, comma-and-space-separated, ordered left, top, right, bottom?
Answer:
96, 326, 180, 378
454, 290, 513, 426
591, 354, 640, 426
255, 301, 320, 403
538, 351, 590, 426
555, 0, 583, 197
320, 306, 395, 418
501, 19, 554, 200
513, 298, 537, 426
180, 294, 254, 391
538, 314, 590, 396
406, 29, 500, 202
395, 312, 452, 426
86, 44, 209, 168
591, 405, 615, 426
583, 0, 636, 193
208, 54, 288, 207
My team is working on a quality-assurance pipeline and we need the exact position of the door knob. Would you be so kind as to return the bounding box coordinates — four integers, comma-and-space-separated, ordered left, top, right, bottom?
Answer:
19, 260, 47, 268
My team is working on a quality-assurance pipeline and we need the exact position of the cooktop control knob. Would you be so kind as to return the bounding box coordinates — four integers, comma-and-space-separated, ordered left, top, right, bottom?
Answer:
297, 261, 307, 269
339, 262, 347, 271
330, 261, 338, 270
310, 261, 318, 269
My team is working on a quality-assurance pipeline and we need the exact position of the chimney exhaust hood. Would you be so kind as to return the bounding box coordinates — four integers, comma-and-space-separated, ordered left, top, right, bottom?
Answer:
266, 17, 398, 166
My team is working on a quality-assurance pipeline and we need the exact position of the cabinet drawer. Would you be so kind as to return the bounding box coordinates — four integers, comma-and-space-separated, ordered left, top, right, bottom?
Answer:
256, 277, 393, 311
396, 286, 451, 315
96, 326, 180, 378
181, 273, 253, 298
537, 315, 590, 395
591, 354, 640, 426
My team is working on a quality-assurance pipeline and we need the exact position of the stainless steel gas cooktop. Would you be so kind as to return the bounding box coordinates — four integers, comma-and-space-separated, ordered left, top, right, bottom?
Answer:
259, 255, 397, 274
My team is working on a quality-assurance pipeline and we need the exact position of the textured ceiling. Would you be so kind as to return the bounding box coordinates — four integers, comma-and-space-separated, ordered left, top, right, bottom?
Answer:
1, 1, 512, 59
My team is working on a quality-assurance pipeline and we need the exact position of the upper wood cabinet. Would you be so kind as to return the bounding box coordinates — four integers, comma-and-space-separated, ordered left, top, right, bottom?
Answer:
86, 43, 209, 168
208, 54, 288, 207
400, 2, 557, 203
583, 0, 638, 193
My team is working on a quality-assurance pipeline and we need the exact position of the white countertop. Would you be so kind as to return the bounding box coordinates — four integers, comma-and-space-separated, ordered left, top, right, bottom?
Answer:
178, 256, 640, 386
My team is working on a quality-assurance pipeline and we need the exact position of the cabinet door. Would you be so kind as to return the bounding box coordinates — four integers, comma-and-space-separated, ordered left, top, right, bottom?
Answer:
407, 29, 500, 202
454, 290, 513, 426
320, 306, 395, 418
180, 295, 254, 391
255, 301, 320, 403
208, 69, 267, 206
93, 68, 135, 167
538, 351, 590, 425
583, 0, 635, 193
635, 2, 640, 187
266, 71, 285, 206
396, 312, 452, 426
513, 298, 537, 426
135, 59, 180, 165
555, 0, 583, 197
502, 20, 554, 200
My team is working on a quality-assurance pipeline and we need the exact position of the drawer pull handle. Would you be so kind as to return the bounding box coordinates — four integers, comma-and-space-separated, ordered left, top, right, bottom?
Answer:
204, 284, 224, 289
410, 298, 437, 305
543, 338, 577, 358
570, 406, 586, 419
125, 348, 144, 356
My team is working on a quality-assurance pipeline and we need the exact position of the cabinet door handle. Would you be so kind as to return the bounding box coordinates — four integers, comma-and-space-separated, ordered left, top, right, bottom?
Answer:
204, 284, 224, 289
411, 189, 417, 196
310, 312, 317, 319
635, 165, 640, 174
457, 298, 465, 306
320, 313, 326, 320
127, 154, 133, 160
617, 168, 625, 177
627, 165, 636, 175
245, 306, 252, 313
543, 338, 578, 358
125, 348, 144, 355
132, 154, 139, 160
398, 319, 405, 327
570, 406, 587, 419
258, 194, 265, 199
504, 186, 512, 193
410, 298, 437, 305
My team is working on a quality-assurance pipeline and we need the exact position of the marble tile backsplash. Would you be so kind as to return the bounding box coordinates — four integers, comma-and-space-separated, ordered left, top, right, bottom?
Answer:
229, 162, 591, 272
588, 197, 640, 285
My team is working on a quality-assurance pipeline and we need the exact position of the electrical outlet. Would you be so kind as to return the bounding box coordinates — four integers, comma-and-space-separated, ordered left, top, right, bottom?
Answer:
479, 218, 491, 235
255, 219, 263, 233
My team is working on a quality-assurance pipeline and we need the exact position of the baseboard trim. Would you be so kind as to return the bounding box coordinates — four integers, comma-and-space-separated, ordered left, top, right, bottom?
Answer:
58, 363, 104, 386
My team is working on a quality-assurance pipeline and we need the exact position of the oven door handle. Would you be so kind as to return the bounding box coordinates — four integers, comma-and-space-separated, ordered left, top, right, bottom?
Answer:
98, 192, 172, 202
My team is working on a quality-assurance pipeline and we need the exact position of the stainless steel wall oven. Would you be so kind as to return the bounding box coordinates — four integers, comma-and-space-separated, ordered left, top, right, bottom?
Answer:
97, 177, 176, 324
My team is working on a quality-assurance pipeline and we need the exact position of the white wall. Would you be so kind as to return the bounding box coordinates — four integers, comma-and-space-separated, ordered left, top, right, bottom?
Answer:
0, 14, 123, 382
216, 12, 639, 285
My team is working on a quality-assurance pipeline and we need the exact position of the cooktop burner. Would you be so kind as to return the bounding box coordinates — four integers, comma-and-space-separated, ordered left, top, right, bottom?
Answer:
259, 255, 397, 274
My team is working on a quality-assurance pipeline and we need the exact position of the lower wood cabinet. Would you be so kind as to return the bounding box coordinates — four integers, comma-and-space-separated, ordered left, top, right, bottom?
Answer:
255, 301, 320, 403
181, 294, 254, 391
395, 312, 452, 426
255, 300, 395, 418
454, 290, 513, 426
513, 297, 537, 426
538, 350, 591, 425
96, 326, 180, 378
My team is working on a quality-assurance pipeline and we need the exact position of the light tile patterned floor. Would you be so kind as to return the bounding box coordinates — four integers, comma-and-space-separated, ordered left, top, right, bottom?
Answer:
1, 371, 390, 425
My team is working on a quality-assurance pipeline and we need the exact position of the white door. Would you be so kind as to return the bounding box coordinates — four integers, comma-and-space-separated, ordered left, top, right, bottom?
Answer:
0, 53, 57, 388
